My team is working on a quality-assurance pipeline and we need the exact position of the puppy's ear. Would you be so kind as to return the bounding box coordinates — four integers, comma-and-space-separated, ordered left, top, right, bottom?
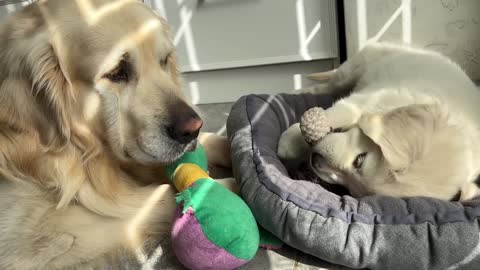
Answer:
358, 104, 447, 171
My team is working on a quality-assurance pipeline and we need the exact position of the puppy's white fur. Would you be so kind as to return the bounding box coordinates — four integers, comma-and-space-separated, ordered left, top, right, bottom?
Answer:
279, 43, 480, 201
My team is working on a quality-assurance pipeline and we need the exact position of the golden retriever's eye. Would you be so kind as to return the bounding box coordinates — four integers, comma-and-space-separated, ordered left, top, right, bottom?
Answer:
160, 52, 172, 68
105, 59, 130, 83
353, 152, 367, 169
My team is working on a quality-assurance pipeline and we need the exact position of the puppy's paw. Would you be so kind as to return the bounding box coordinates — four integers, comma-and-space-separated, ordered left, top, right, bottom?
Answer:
460, 182, 480, 201
277, 123, 310, 161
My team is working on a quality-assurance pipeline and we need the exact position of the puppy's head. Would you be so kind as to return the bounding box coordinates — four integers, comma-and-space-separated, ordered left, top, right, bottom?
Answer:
37, 0, 202, 164
310, 104, 472, 200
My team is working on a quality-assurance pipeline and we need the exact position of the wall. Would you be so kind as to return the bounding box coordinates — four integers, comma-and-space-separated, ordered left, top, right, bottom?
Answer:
0, 0, 32, 17
344, 0, 480, 80
146, 0, 339, 103
0, 0, 339, 104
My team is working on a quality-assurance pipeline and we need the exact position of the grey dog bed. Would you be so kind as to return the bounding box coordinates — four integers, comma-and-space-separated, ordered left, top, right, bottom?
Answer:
226, 93, 480, 270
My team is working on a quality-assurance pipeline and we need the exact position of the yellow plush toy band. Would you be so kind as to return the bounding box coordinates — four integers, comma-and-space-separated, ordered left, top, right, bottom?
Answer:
172, 163, 210, 192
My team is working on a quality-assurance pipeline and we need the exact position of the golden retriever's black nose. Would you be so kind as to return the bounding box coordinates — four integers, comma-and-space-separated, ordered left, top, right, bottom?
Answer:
167, 101, 203, 144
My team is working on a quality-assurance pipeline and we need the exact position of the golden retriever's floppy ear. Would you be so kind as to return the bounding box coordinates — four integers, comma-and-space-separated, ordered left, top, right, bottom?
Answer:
358, 104, 448, 171
29, 34, 102, 160
28, 38, 74, 143
1, 7, 75, 145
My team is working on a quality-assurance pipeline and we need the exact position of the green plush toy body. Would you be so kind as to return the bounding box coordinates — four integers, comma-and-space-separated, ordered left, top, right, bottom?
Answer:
166, 144, 260, 270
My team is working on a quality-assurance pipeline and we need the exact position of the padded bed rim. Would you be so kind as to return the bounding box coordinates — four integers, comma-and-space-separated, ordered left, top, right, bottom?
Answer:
243, 94, 480, 225
227, 94, 480, 269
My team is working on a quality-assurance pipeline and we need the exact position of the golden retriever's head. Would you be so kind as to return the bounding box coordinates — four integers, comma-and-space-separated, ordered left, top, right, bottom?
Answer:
10, 0, 202, 164
310, 104, 476, 200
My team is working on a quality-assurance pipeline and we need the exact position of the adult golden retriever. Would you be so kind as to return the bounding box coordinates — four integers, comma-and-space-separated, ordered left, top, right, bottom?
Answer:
0, 0, 231, 268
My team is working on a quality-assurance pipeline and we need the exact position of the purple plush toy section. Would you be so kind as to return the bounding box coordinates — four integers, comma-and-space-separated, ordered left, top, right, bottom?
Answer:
171, 207, 248, 270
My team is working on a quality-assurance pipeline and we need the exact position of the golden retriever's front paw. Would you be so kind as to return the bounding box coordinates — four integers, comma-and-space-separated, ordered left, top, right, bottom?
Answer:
199, 132, 232, 168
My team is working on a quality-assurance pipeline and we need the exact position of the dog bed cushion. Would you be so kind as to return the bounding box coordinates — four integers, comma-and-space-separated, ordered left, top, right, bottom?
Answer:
226, 93, 480, 270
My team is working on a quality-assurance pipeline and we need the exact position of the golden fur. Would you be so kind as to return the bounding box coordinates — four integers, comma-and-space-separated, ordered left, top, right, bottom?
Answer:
0, 0, 232, 268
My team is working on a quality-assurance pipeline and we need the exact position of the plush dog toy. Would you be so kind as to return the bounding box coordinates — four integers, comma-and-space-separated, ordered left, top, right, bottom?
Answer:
165, 144, 260, 270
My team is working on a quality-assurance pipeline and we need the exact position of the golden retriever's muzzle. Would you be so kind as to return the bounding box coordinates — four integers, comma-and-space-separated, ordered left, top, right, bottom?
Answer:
126, 100, 202, 164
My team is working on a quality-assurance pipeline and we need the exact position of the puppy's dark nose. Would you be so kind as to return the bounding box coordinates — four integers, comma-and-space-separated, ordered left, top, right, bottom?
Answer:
167, 101, 203, 144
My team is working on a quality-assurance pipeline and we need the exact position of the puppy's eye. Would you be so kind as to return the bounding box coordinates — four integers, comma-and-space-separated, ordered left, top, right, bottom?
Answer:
105, 59, 130, 83
332, 127, 347, 133
160, 52, 172, 68
353, 152, 367, 169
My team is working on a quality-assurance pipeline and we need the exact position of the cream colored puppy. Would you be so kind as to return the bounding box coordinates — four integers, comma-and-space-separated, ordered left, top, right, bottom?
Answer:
279, 43, 480, 201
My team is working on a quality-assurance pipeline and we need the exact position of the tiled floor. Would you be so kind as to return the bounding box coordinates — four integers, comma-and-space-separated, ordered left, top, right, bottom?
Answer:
196, 103, 233, 136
